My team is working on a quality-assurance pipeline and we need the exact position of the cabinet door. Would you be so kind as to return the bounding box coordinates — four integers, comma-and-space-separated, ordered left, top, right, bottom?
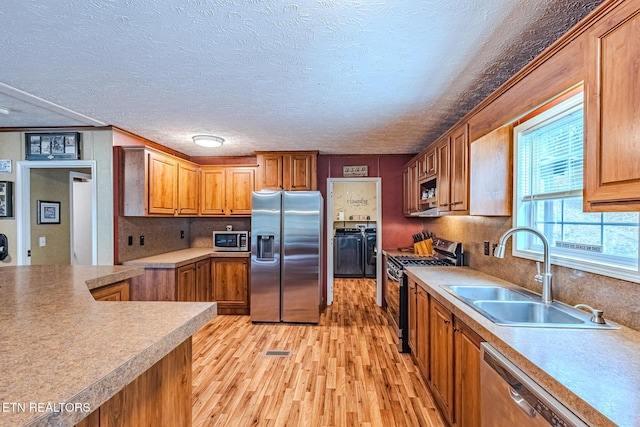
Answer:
200, 167, 226, 215
176, 263, 196, 302
407, 279, 418, 354
416, 287, 430, 380
258, 154, 284, 190
403, 161, 419, 215
418, 148, 437, 181
584, 2, 640, 211
211, 258, 249, 314
91, 281, 130, 301
470, 126, 512, 216
177, 161, 199, 215
454, 319, 483, 427
402, 168, 411, 216
226, 168, 255, 215
436, 139, 451, 211
430, 297, 454, 423
147, 151, 178, 215
450, 125, 469, 212
195, 258, 212, 302
285, 153, 316, 191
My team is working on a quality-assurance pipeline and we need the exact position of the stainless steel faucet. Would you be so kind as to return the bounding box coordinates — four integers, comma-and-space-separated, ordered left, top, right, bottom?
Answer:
494, 226, 553, 304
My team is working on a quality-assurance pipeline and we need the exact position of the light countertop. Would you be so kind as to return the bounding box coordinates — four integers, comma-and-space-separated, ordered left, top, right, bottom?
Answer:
405, 266, 640, 427
122, 247, 250, 269
0, 265, 217, 427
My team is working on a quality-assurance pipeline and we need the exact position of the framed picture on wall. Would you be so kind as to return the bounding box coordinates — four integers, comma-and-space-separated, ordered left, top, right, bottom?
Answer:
37, 200, 60, 224
0, 181, 13, 218
25, 132, 80, 160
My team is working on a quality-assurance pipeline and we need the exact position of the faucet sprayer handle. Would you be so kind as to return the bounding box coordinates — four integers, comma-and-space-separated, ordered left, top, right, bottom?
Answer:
534, 262, 543, 283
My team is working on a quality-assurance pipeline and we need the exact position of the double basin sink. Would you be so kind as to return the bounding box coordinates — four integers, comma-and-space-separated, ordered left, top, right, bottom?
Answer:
442, 285, 618, 329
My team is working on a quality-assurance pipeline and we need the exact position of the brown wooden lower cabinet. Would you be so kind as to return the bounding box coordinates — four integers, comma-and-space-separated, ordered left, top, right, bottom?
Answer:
75, 338, 192, 427
177, 263, 197, 302
430, 297, 455, 424
130, 259, 214, 303
90, 281, 130, 302
453, 318, 482, 427
211, 258, 250, 314
195, 258, 211, 302
410, 284, 483, 427
416, 286, 430, 378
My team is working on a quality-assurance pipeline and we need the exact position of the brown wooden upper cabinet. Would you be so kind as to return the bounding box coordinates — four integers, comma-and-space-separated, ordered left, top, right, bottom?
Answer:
200, 166, 255, 216
177, 160, 200, 215
418, 146, 437, 181
469, 125, 512, 216
403, 160, 419, 216
584, 1, 640, 211
147, 150, 179, 215
435, 124, 469, 213
119, 147, 201, 216
255, 151, 318, 191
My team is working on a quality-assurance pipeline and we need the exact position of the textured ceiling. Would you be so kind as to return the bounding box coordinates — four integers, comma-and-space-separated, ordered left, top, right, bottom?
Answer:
0, 0, 602, 156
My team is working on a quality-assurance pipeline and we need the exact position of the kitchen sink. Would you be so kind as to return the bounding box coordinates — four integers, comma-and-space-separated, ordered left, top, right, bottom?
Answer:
442, 284, 619, 329
474, 300, 586, 325
446, 285, 534, 302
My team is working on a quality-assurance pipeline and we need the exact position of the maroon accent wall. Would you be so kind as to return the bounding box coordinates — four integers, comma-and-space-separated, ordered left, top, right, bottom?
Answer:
318, 155, 425, 250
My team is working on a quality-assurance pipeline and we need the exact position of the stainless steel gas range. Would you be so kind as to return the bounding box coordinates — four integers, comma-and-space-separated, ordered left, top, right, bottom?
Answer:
385, 238, 463, 353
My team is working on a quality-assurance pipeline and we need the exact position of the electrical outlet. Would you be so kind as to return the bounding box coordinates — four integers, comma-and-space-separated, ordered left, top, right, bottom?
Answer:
140, 235, 145, 246
128, 236, 133, 246
180, 230, 185, 239
483, 241, 490, 256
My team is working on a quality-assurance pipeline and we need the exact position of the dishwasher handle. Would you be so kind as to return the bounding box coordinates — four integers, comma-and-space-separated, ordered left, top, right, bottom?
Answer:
509, 387, 537, 418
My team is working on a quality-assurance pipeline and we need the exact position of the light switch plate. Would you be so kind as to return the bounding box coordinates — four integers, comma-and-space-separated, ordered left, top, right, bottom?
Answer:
39, 236, 46, 247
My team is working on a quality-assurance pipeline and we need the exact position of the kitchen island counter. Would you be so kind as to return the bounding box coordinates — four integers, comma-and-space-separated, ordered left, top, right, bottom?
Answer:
0, 265, 217, 427
405, 266, 640, 427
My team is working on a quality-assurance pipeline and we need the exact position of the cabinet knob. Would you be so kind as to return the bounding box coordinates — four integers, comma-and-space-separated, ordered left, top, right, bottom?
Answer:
453, 327, 460, 332
443, 318, 450, 324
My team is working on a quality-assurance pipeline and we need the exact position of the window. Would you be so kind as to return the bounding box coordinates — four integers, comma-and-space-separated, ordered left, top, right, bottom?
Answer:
513, 91, 640, 282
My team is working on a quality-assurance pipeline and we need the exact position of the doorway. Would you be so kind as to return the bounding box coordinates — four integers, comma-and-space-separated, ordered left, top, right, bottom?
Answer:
326, 177, 382, 306
16, 160, 97, 265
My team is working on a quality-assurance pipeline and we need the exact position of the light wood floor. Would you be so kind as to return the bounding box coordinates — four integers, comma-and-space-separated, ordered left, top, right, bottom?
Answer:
192, 279, 446, 427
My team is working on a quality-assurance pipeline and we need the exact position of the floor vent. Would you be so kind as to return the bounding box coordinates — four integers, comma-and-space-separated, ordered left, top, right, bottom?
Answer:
264, 350, 292, 357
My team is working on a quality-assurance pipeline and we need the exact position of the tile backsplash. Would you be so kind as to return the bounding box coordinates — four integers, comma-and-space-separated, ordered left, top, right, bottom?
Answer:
118, 217, 251, 262
117, 216, 190, 262
423, 215, 640, 330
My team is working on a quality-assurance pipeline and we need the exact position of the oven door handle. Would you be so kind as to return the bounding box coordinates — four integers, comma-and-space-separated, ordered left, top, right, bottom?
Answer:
387, 268, 402, 283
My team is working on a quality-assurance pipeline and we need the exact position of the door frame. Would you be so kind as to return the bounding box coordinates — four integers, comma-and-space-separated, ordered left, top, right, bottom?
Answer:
326, 177, 382, 306
16, 160, 98, 265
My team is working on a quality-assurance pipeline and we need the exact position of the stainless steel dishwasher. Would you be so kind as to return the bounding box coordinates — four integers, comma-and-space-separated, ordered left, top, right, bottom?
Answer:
480, 343, 589, 427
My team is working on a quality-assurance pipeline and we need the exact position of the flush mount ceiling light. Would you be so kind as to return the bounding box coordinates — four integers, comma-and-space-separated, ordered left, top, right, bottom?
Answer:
192, 134, 224, 148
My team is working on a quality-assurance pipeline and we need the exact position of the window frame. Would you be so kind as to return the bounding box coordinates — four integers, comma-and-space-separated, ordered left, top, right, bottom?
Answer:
512, 92, 640, 284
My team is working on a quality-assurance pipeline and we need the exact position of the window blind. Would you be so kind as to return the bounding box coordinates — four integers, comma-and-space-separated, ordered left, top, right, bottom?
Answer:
518, 108, 584, 199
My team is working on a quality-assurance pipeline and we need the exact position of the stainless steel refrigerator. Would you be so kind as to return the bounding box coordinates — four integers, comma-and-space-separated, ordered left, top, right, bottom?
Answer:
251, 190, 323, 323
